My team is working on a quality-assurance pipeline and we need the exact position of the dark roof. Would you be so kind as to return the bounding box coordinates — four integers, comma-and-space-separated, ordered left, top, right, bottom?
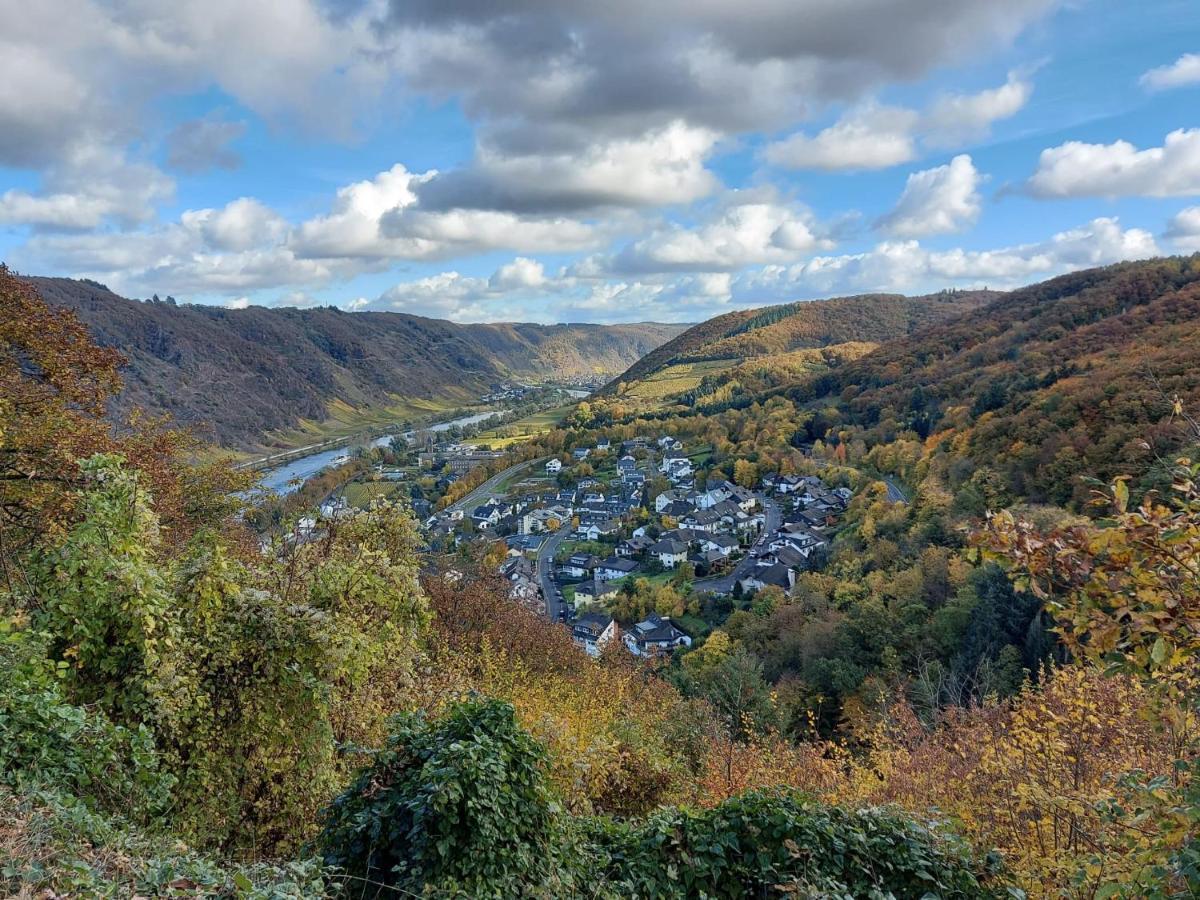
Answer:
573, 611, 613, 640
651, 538, 688, 555
631, 612, 687, 644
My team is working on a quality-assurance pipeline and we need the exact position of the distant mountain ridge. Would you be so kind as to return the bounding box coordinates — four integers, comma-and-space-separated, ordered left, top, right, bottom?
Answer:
28, 275, 685, 449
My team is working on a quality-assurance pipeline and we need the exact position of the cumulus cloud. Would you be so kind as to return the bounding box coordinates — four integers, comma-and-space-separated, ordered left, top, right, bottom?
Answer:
1026, 129, 1200, 198
594, 192, 832, 274
1165, 206, 1200, 252
1140, 53, 1200, 91
489, 257, 546, 290
736, 217, 1157, 302
0, 145, 173, 230
764, 73, 1031, 171
414, 123, 720, 214
763, 104, 919, 170
877, 155, 982, 237
166, 116, 247, 173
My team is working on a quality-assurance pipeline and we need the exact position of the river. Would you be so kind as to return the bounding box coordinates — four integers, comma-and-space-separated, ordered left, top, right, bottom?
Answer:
255, 409, 507, 495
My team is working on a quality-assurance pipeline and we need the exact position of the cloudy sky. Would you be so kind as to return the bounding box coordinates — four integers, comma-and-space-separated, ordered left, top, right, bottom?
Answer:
1, 0, 1198, 323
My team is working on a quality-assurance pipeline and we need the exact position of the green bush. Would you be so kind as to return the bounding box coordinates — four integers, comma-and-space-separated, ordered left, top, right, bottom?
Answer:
320, 698, 561, 897
582, 792, 1005, 898
322, 698, 1009, 898
0, 621, 173, 818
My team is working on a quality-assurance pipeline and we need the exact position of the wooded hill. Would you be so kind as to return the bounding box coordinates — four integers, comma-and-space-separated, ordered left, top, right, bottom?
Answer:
603, 289, 995, 393
28, 276, 685, 449
802, 256, 1200, 506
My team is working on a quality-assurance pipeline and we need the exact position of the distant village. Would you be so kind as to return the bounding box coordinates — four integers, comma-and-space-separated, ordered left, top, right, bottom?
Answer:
419, 429, 853, 662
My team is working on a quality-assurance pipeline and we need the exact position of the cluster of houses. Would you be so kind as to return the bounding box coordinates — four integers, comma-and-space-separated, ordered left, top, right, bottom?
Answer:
735, 474, 851, 594
569, 610, 692, 658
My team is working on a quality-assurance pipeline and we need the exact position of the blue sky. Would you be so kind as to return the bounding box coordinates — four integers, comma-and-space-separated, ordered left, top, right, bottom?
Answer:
1, 0, 1199, 323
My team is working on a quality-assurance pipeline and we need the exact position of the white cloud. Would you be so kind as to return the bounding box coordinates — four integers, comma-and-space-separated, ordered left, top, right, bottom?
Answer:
922, 71, 1032, 147
1140, 53, 1200, 91
763, 73, 1031, 171
599, 192, 832, 273
490, 257, 546, 290
763, 104, 919, 170
181, 198, 288, 252
1165, 206, 1200, 252
413, 122, 721, 214
737, 217, 1157, 301
877, 154, 982, 237
226, 296, 250, 309
1027, 129, 1200, 198
0, 145, 173, 230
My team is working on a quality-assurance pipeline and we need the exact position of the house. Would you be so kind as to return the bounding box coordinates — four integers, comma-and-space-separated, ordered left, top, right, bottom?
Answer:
596, 557, 638, 581
576, 517, 619, 541
739, 563, 795, 594
560, 553, 600, 579
650, 538, 689, 569
659, 455, 692, 475
572, 447, 591, 461
660, 500, 695, 520
573, 611, 617, 658
617, 534, 654, 557
471, 501, 503, 528
700, 533, 739, 556
696, 485, 731, 509
654, 489, 692, 513
693, 549, 731, 572
545, 458, 563, 474
617, 455, 637, 474
574, 579, 619, 606
623, 613, 691, 657
595, 437, 611, 451
681, 508, 723, 533
657, 436, 683, 451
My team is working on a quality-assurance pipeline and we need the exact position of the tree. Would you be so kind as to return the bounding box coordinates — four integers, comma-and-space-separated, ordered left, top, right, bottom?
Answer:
733, 459, 758, 489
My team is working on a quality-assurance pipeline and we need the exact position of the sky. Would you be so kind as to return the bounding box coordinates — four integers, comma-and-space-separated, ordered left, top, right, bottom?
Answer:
1, 0, 1199, 324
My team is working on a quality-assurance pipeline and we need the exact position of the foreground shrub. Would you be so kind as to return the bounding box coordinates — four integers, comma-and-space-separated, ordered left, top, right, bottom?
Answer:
321, 697, 1007, 898
320, 698, 562, 897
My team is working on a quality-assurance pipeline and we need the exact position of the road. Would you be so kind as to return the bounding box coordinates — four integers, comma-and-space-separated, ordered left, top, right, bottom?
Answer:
882, 477, 909, 504
692, 495, 781, 595
443, 456, 547, 516
536, 522, 573, 622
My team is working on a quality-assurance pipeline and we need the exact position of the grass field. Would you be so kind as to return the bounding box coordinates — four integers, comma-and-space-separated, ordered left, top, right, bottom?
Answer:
466, 403, 575, 448
341, 480, 408, 509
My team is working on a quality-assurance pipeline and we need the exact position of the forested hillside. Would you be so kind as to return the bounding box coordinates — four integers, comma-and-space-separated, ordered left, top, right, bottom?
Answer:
801, 257, 1200, 507
29, 275, 684, 449
604, 289, 995, 394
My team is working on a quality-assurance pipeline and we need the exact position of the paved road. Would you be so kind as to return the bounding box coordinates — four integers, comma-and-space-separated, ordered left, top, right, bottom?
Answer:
536, 523, 573, 621
443, 456, 547, 516
882, 477, 909, 504
692, 494, 781, 595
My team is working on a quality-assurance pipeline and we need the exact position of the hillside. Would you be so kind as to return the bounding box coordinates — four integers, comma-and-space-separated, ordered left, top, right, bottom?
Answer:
28, 276, 685, 449
603, 290, 995, 397
806, 256, 1200, 506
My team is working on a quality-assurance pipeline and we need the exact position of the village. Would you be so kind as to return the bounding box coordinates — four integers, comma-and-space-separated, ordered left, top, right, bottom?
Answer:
420, 432, 853, 661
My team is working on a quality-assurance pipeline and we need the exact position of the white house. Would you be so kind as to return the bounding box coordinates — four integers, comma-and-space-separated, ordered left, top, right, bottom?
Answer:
545, 458, 563, 474
573, 611, 616, 657
623, 613, 691, 657
650, 538, 689, 569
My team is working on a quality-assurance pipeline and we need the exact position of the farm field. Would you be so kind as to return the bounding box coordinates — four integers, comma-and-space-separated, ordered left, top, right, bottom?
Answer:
466, 403, 576, 448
